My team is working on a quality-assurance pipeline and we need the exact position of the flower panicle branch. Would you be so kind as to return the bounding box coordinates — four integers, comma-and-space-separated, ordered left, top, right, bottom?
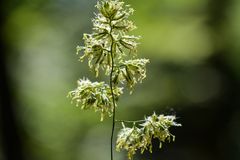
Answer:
116, 113, 181, 160
68, 78, 123, 121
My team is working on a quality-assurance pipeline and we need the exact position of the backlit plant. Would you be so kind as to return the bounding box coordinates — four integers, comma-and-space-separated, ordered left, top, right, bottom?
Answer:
68, 0, 181, 159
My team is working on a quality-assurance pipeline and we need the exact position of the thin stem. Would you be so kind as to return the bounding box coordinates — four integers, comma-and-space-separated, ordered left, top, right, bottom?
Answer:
109, 21, 116, 160
115, 120, 145, 123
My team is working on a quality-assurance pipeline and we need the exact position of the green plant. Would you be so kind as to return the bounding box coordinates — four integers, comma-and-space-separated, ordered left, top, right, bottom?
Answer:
68, 0, 181, 159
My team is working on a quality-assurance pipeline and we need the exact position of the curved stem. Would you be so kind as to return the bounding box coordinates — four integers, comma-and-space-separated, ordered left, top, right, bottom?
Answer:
109, 21, 116, 160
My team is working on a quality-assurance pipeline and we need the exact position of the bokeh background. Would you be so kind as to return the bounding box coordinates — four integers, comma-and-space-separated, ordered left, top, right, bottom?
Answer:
1, 0, 240, 160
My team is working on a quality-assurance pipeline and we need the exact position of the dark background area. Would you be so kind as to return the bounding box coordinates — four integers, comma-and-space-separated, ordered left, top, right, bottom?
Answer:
1, 0, 240, 160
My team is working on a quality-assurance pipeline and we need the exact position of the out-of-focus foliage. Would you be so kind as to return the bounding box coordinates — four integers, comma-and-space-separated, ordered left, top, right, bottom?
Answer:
2, 0, 240, 159
130, 0, 212, 64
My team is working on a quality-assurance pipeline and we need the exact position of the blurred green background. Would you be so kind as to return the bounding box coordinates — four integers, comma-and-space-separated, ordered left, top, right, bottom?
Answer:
1, 0, 240, 160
